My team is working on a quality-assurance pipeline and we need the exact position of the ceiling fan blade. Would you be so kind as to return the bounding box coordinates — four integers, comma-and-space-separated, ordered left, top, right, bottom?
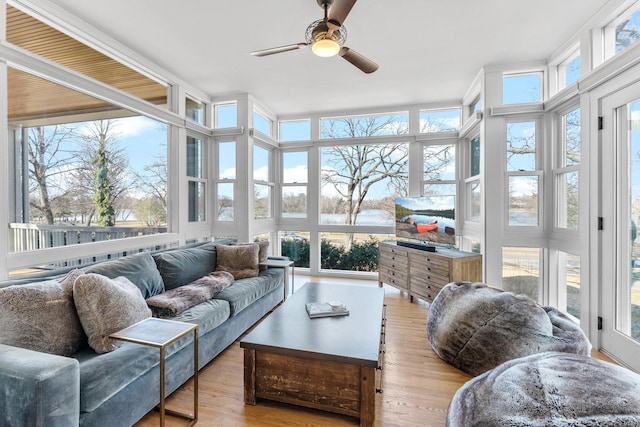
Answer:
339, 47, 379, 74
328, 0, 357, 25
250, 43, 308, 57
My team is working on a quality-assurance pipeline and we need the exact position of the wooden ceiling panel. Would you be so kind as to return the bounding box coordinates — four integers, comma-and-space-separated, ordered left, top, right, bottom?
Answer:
6, 5, 167, 122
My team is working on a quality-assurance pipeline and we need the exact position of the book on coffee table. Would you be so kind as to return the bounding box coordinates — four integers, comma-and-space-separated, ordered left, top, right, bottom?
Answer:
305, 301, 349, 318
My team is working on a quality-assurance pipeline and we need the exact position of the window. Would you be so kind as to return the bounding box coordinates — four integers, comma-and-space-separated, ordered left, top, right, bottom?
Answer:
187, 136, 206, 222
466, 135, 481, 222
280, 231, 310, 268
319, 233, 395, 272
8, 68, 168, 254
614, 8, 640, 55
320, 143, 408, 226
502, 73, 542, 104
280, 119, 311, 141
558, 50, 581, 89
506, 120, 540, 227
423, 143, 456, 196
254, 145, 272, 219
556, 107, 580, 229
558, 251, 581, 319
470, 135, 481, 177
253, 110, 272, 137
282, 151, 308, 218
185, 97, 204, 125
215, 103, 237, 128
419, 109, 460, 133
320, 112, 409, 139
502, 247, 541, 303
217, 141, 236, 221
470, 97, 483, 115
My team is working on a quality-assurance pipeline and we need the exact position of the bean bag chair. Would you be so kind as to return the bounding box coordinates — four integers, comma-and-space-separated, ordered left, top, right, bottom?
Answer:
427, 281, 591, 376
447, 351, 640, 426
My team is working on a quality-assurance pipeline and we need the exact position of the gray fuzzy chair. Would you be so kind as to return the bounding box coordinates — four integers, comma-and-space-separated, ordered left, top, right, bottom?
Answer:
447, 351, 640, 426
427, 281, 591, 376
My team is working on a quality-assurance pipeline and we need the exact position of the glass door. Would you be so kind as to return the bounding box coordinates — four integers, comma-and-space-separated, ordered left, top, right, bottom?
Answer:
600, 82, 640, 372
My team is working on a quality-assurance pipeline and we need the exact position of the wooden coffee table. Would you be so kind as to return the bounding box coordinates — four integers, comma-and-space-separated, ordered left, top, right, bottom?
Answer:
240, 282, 385, 427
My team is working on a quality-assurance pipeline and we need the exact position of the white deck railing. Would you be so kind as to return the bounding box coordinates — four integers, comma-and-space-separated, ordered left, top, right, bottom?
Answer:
8, 223, 167, 267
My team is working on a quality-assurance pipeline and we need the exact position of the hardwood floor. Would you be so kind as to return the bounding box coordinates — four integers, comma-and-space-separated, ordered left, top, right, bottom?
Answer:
135, 276, 615, 427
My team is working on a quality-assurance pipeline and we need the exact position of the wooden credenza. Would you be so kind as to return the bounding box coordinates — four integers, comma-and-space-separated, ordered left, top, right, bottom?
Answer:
378, 241, 482, 303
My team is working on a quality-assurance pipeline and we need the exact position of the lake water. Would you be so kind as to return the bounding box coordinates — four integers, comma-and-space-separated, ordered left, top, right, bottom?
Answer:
320, 209, 395, 225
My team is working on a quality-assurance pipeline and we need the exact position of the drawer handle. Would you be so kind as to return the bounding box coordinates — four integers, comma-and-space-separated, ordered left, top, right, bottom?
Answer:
427, 257, 431, 262
427, 285, 432, 289
427, 267, 431, 271
392, 256, 396, 260
427, 275, 431, 280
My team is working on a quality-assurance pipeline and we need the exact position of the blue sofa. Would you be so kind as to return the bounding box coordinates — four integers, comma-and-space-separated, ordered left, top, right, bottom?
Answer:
0, 241, 284, 426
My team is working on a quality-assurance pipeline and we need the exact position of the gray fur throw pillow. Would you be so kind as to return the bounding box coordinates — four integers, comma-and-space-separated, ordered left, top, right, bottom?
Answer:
0, 269, 85, 356
73, 273, 151, 354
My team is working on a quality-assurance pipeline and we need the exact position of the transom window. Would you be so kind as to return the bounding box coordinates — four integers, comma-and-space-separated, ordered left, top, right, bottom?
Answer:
320, 112, 409, 139
502, 73, 542, 104
279, 119, 311, 142
419, 108, 460, 133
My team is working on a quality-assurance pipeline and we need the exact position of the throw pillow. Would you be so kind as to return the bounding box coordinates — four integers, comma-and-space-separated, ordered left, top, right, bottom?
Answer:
84, 252, 164, 299
216, 244, 259, 279
73, 273, 151, 354
0, 269, 85, 356
232, 241, 270, 270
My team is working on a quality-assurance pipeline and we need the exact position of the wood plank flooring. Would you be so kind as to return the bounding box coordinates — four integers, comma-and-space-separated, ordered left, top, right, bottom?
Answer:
135, 276, 615, 427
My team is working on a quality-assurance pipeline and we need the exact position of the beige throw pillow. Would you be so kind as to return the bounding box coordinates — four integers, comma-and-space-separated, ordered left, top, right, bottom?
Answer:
73, 273, 151, 354
0, 269, 85, 356
232, 241, 269, 270
216, 244, 259, 279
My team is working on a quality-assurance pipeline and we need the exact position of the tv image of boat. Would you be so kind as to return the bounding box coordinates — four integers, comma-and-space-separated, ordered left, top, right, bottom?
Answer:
415, 221, 438, 233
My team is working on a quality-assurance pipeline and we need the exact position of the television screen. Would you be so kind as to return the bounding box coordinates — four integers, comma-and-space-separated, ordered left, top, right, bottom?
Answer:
395, 195, 456, 246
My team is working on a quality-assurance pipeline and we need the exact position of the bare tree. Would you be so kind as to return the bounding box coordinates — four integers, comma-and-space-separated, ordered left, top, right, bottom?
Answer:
321, 115, 409, 249
134, 158, 167, 209
27, 125, 75, 224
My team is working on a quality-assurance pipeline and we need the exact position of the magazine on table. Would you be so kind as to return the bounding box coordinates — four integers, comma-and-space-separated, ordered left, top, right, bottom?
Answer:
305, 301, 349, 318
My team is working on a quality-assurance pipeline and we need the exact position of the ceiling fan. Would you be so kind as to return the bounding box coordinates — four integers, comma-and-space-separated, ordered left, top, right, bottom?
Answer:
250, 0, 378, 74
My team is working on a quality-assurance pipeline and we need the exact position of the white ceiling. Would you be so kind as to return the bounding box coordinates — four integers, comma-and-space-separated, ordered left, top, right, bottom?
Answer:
47, 0, 607, 117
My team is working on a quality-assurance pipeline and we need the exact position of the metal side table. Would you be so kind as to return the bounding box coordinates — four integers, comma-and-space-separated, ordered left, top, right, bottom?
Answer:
110, 318, 198, 426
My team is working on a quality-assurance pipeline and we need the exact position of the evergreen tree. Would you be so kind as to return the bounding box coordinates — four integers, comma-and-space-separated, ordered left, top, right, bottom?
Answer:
92, 134, 115, 226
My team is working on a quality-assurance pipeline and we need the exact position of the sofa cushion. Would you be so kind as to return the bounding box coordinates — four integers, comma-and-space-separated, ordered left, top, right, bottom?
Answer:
172, 298, 231, 338
75, 298, 231, 413
73, 274, 151, 354
153, 247, 217, 290
216, 243, 259, 279
84, 252, 164, 298
214, 268, 283, 316
0, 269, 85, 356
146, 272, 234, 318
74, 343, 158, 413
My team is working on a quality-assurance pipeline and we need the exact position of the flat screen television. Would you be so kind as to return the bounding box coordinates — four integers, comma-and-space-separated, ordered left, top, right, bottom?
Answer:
395, 195, 456, 247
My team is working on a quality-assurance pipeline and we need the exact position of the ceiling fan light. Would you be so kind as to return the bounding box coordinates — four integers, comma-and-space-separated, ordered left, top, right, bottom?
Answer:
312, 39, 340, 57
